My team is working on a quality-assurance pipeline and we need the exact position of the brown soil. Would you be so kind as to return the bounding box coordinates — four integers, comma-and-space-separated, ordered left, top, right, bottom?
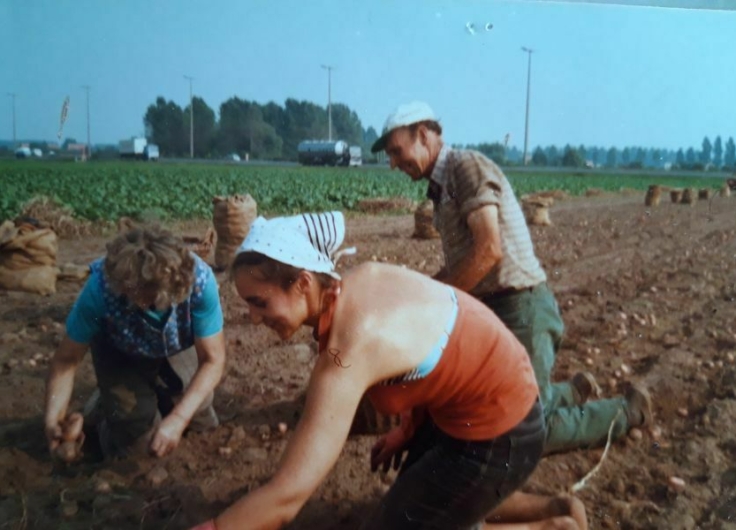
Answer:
1, 192, 735, 529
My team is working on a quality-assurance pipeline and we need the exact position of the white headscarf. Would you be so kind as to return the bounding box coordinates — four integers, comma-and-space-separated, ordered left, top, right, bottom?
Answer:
236, 211, 355, 279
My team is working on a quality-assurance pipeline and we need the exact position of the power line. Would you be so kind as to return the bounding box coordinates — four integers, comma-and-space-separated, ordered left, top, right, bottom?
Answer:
320, 65, 335, 141
184, 75, 194, 158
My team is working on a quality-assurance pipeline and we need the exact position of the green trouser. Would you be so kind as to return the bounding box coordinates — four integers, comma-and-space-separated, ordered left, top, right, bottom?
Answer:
90, 340, 218, 458
481, 283, 628, 455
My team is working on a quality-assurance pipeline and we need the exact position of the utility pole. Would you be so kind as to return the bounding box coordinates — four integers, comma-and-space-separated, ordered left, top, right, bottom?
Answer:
320, 64, 334, 141
184, 75, 194, 158
82, 85, 91, 158
6, 93, 16, 147
521, 47, 534, 166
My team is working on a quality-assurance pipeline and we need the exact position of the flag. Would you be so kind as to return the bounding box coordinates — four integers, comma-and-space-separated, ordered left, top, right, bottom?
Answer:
57, 96, 70, 141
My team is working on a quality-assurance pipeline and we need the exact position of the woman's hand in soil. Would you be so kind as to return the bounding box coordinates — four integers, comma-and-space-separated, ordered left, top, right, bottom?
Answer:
370, 425, 411, 473
150, 412, 188, 457
45, 420, 64, 454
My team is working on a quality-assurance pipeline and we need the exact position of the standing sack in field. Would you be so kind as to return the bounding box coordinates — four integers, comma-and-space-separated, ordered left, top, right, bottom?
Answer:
213, 194, 257, 270
0, 220, 59, 295
413, 200, 440, 239
644, 185, 662, 207
522, 196, 553, 227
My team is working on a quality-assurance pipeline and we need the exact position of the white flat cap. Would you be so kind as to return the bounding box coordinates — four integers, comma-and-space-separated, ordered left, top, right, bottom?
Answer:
371, 101, 437, 153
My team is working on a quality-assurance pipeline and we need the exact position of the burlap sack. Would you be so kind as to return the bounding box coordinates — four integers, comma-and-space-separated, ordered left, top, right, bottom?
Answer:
644, 185, 662, 207
183, 227, 216, 262
212, 195, 257, 270
412, 200, 440, 239
0, 220, 59, 294
522, 196, 554, 227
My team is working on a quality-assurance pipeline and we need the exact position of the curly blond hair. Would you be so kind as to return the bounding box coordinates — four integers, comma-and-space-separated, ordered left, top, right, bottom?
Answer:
104, 226, 195, 309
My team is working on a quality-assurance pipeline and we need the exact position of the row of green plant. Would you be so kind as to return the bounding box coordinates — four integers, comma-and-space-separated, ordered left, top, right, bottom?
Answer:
0, 161, 728, 222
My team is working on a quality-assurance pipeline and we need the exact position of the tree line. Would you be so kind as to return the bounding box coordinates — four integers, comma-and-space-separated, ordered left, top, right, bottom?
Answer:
462, 136, 736, 171
138, 95, 735, 171
141, 96, 378, 161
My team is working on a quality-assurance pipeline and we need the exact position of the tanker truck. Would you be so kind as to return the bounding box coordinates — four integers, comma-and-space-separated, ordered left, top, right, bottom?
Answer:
297, 140, 350, 166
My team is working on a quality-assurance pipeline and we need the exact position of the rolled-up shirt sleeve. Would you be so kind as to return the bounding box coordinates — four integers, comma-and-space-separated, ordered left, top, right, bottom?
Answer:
452, 151, 504, 219
65, 277, 105, 344
192, 270, 224, 338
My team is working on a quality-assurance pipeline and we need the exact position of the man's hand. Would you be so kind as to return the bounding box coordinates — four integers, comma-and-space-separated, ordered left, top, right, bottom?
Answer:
370, 425, 411, 473
150, 412, 188, 458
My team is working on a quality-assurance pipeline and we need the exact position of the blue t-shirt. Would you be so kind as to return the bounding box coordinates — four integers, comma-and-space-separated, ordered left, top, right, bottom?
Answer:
66, 270, 223, 344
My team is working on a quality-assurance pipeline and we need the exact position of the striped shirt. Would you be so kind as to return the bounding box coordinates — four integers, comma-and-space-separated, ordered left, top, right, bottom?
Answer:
428, 145, 546, 296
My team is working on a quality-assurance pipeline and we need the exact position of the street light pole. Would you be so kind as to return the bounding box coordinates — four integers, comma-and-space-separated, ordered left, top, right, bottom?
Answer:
321, 64, 334, 141
184, 75, 194, 158
82, 85, 91, 158
6, 93, 16, 147
521, 47, 534, 166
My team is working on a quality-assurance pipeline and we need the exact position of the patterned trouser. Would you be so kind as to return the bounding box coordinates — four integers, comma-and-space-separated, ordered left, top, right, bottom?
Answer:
481, 283, 627, 454
89, 342, 218, 458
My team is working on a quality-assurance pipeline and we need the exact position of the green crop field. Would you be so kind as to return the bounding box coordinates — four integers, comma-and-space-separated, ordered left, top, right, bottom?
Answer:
0, 160, 727, 222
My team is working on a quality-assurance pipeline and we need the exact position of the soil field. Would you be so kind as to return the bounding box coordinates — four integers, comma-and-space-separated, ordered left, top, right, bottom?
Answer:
1, 191, 735, 529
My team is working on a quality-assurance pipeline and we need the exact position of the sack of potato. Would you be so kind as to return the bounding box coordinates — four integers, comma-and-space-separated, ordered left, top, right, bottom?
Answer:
0, 219, 59, 295
212, 194, 258, 270
413, 200, 440, 239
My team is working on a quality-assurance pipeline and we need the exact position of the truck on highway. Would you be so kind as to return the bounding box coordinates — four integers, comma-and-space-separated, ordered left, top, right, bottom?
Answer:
119, 137, 160, 161
297, 140, 350, 166
348, 145, 362, 167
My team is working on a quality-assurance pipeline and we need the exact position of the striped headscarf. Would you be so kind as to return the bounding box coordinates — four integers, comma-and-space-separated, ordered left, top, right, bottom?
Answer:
236, 211, 354, 279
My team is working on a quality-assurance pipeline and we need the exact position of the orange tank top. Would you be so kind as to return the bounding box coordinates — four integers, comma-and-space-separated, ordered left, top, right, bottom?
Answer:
315, 286, 539, 441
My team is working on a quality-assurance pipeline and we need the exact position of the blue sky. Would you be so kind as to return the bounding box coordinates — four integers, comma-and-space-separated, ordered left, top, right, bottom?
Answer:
2, 0, 735, 151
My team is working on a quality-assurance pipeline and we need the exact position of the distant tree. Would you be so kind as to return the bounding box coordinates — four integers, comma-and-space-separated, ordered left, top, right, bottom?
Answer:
544, 145, 560, 166
531, 146, 547, 166
621, 147, 631, 166
561, 145, 585, 167
606, 147, 617, 167
651, 148, 662, 168
363, 126, 378, 146
725, 137, 736, 169
507, 146, 522, 164
184, 96, 216, 158
144, 97, 186, 156
362, 126, 379, 162
635, 147, 646, 164
590, 146, 600, 167
701, 136, 712, 164
713, 136, 723, 169
330, 103, 364, 146
474, 142, 507, 165
218, 97, 282, 159
261, 101, 288, 143
686, 147, 696, 165
577, 144, 587, 163
676, 148, 685, 166
281, 98, 328, 159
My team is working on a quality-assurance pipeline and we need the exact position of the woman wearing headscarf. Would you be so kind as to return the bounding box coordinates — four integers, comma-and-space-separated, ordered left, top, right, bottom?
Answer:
193, 211, 586, 530
44, 225, 225, 460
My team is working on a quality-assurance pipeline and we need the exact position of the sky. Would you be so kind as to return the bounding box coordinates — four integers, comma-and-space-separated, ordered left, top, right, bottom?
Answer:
2, 0, 735, 152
